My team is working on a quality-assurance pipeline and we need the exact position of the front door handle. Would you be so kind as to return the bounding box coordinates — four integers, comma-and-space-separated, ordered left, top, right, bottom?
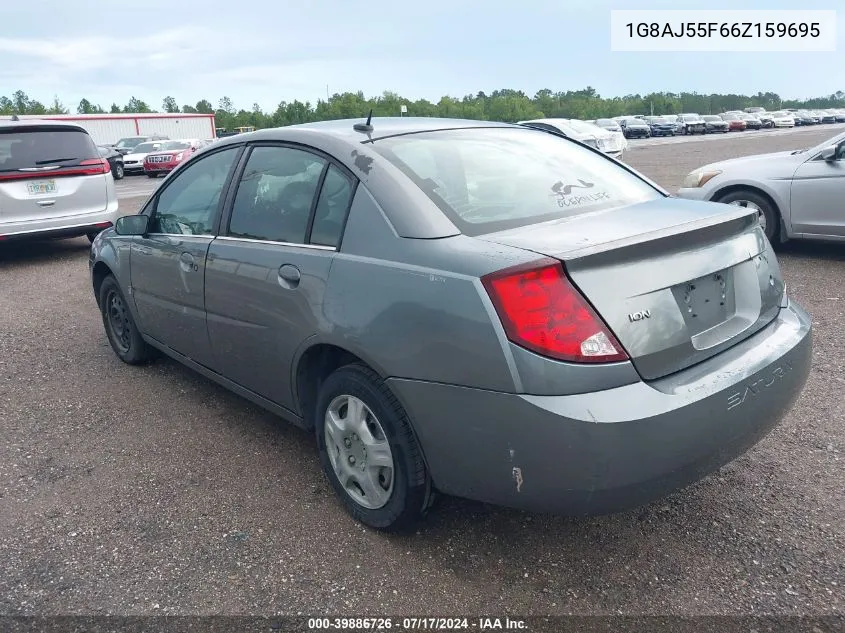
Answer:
179, 251, 199, 272
278, 264, 301, 289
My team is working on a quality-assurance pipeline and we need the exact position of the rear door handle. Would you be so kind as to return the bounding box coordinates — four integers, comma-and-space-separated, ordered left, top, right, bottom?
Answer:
278, 264, 301, 288
179, 251, 199, 272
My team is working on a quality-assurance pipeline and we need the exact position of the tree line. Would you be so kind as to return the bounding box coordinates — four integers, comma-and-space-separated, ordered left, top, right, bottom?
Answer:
2, 87, 844, 130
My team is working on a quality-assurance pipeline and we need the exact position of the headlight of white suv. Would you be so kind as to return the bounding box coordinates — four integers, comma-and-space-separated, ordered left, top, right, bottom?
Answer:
682, 170, 722, 188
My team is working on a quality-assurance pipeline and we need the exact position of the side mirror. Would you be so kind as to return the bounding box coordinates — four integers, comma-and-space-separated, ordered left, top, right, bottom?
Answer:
819, 145, 838, 161
114, 214, 150, 236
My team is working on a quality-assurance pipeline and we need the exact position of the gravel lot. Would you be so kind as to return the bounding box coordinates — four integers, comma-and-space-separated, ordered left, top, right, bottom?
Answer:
1, 127, 843, 618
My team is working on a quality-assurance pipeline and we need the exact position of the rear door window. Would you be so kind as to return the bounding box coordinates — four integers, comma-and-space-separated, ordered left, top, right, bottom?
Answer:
227, 145, 326, 244
0, 126, 98, 173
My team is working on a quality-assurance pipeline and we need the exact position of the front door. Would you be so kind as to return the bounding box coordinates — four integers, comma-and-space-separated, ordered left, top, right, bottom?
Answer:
205, 144, 356, 411
130, 146, 242, 368
790, 142, 845, 237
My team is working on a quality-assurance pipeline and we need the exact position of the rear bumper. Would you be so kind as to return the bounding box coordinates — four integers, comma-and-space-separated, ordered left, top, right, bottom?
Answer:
0, 205, 120, 241
388, 300, 812, 515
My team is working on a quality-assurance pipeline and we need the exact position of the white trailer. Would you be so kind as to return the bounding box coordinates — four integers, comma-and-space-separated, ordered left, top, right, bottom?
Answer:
0, 113, 217, 145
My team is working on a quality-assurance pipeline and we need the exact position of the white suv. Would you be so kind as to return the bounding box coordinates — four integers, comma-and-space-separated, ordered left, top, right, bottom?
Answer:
0, 120, 119, 243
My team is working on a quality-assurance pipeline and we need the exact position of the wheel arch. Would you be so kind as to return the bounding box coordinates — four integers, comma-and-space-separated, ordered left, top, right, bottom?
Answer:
294, 341, 434, 489
293, 341, 391, 430
710, 183, 789, 242
92, 261, 114, 308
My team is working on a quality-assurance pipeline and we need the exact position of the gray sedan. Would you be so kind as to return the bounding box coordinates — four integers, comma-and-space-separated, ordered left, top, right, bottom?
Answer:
677, 129, 845, 243
90, 118, 812, 530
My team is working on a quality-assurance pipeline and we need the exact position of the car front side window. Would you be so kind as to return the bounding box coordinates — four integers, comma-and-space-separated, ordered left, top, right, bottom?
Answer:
227, 146, 326, 244
149, 147, 241, 236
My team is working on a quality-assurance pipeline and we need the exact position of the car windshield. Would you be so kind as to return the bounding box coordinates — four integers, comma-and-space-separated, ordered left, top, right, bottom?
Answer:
702, 116, 720, 121
161, 141, 191, 150
370, 127, 661, 236
682, 115, 700, 121
115, 137, 145, 149
133, 142, 161, 153
0, 126, 98, 172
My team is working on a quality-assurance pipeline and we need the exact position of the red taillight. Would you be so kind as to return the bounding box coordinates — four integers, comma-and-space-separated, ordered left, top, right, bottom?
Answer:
0, 158, 109, 181
481, 258, 628, 364
78, 158, 110, 175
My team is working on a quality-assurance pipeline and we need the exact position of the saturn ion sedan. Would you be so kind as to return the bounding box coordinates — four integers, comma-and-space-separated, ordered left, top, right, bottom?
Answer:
89, 118, 812, 530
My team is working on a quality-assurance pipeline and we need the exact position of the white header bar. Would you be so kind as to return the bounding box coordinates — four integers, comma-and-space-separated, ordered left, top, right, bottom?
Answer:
610, 10, 837, 52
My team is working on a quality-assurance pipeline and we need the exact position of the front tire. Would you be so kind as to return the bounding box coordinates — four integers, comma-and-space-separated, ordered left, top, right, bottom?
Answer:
99, 275, 156, 365
716, 189, 780, 243
114, 163, 124, 180
146, 173, 157, 179
315, 363, 431, 531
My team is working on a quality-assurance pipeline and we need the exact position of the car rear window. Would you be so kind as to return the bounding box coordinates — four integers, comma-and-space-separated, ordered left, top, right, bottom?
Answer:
0, 126, 98, 172
370, 127, 661, 236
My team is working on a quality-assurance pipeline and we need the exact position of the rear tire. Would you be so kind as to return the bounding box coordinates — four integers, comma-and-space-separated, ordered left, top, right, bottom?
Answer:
113, 163, 124, 180
314, 363, 431, 531
146, 173, 157, 179
99, 275, 156, 365
716, 189, 780, 243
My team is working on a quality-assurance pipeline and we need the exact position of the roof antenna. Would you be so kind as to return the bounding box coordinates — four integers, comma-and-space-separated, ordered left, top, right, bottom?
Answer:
353, 109, 374, 133
11, 114, 19, 121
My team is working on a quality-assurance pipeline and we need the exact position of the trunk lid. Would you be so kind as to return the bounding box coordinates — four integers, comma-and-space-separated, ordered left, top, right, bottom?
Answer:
475, 198, 784, 380
0, 124, 110, 226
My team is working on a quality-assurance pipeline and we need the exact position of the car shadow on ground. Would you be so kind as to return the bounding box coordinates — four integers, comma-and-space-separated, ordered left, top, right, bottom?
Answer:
0, 237, 90, 267
777, 240, 845, 262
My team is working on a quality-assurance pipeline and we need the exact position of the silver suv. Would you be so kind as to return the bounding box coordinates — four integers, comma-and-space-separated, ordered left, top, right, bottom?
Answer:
0, 120, 119, 243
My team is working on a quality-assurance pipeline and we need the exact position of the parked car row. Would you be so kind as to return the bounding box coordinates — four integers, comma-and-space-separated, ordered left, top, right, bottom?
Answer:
582, 107, 845, 139
118, 138, 214, 177
518, 118, 628, 159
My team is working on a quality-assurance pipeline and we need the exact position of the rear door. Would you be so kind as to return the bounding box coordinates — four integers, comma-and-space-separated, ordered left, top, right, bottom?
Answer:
0, 124, 109, 226
130, 145, 243, 368
205, 143, 357, 410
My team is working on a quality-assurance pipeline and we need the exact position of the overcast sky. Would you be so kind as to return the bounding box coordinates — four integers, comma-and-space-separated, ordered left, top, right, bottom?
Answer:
0, 0, 841, 113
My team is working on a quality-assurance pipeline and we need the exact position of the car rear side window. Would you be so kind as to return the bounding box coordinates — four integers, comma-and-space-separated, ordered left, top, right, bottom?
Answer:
151, 147, 240, 235
371, 127, 661, 236
310, 165, 355, 247
227, 146, 326, 244
0, 126, 98, 173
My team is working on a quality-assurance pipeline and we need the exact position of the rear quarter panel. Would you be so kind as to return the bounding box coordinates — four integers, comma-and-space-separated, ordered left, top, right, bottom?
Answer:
319, 186, 535, 392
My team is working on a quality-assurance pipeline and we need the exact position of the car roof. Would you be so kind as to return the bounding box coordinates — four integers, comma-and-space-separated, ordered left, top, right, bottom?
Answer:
0, 119, 88, 133
213, 117, 517, 148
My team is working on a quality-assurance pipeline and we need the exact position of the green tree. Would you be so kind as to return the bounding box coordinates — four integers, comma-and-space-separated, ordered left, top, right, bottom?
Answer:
162, 96, 179, 113
124, 97, 151, 113
47, 95, 68, 115
195, 99, 213, 114
12, 90, 30, 114
110, 103, 121, 113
